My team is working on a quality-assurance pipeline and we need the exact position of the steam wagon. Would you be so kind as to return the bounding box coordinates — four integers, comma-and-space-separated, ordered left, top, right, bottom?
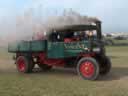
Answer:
8, 20, 111, 80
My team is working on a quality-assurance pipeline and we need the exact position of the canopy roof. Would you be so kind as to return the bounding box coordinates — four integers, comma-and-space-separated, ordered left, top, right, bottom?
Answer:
48, 24, 97, 33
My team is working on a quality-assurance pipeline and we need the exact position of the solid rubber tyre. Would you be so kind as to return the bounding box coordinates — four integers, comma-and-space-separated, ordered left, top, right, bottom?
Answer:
77, 57, 100, 80
100, 56, 111, 75
16, 56, 34, 73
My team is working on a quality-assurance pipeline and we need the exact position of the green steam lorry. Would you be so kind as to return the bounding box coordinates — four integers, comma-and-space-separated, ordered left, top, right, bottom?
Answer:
8, 20, 111, 80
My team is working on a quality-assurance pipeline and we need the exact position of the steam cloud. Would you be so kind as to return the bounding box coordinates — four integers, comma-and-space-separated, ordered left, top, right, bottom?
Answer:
0, 3, 99, 47
15, 9, 99, 41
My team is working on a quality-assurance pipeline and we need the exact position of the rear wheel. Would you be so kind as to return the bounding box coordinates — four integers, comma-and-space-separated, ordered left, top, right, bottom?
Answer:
38, 64, 52, 71
77, 57, 99, 80
100, 56, 111, 75
16, 56, 34, 73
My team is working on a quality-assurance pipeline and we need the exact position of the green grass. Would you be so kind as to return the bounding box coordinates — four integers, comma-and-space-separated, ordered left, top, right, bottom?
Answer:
0, 46, 128, 96
113, 40, 128, 44
105, 37, 128, 45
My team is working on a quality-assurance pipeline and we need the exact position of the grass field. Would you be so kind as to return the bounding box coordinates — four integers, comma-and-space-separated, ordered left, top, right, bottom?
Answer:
113, 40, 128, 45
0, 46, 128, 96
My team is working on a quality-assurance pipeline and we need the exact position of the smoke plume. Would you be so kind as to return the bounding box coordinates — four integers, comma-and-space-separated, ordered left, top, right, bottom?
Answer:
0, 3, 100, 47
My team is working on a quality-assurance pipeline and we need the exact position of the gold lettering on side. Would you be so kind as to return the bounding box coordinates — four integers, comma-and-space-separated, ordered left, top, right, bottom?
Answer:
64, 43, 86, 49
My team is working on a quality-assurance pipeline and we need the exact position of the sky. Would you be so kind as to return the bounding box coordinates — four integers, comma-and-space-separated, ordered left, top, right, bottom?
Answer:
0, 0, 128, 37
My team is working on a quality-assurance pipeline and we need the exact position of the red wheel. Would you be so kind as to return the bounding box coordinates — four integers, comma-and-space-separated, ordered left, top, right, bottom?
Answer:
16, 56, 34, 73
17, 57, 26, 72
77, 57, 99, 80
80, 61, 95, 78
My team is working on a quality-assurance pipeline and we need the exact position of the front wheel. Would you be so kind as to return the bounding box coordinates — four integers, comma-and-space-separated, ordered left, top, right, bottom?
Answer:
100, 56, 111, 75
77, 57, 100, 80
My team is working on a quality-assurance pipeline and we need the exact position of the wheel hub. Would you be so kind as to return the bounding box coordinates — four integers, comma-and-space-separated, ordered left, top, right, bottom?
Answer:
80, 61, 95, 77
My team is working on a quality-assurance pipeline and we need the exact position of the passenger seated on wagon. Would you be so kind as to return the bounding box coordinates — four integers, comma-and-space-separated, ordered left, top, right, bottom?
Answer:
64, 32, 74, 42
64, 31, 89, 43
64, 32, 83, 42
79, 31, 88, 40
49, 30, 63, 42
